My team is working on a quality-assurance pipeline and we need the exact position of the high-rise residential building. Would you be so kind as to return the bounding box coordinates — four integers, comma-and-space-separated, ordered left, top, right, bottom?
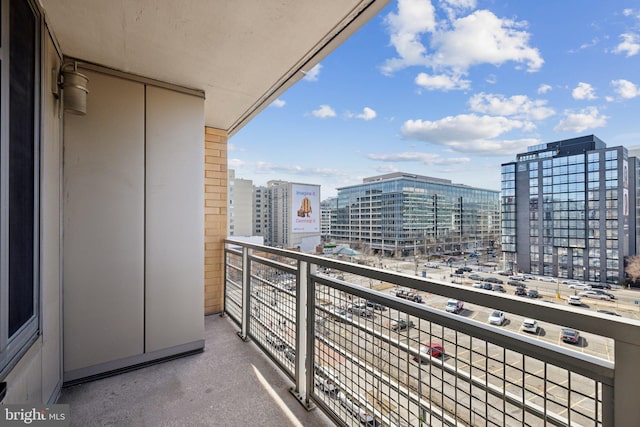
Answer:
332, 172, 500, 257
501, 135, 635, 285
320, 197, 337, 241
253, 185, 271, 243
257, 180, 321, 250
228, 169, 254, 236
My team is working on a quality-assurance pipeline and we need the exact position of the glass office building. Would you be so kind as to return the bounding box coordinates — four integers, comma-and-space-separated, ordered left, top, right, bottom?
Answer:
502, 135, 635, 284
331, 172, 500, 257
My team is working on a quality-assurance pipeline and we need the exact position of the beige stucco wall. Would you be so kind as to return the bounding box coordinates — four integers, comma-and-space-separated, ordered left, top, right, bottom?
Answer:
204, 127, 228, 314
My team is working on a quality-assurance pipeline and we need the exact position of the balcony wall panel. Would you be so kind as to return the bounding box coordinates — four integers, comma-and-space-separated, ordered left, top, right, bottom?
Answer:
145, 86, 204, 352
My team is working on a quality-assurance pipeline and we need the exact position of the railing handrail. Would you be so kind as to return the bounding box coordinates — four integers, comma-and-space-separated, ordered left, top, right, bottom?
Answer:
226, 238, 640, 344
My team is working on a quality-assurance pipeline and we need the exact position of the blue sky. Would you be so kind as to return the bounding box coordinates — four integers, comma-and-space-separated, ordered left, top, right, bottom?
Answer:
230, 0, 640, 198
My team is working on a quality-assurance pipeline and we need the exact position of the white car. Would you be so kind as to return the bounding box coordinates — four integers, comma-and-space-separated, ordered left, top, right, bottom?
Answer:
314, 365, 339, 393
568, 283, 592, 290
472, 282, 484, 288
338, 392, 375, 424
567, 295, 582, 305
578, 290, 611, 300
521, 318, 539, 333
538, 276, 557, 282
488, 310, 505, 326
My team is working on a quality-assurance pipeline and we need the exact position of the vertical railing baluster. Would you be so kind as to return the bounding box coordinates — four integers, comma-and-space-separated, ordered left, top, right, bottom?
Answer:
611, 340, 640, 426
290, 260, 315, 409
238, 246, 251, 341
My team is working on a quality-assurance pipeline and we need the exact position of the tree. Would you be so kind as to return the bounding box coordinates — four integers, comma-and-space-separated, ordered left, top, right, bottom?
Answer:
624, 255, 640, 286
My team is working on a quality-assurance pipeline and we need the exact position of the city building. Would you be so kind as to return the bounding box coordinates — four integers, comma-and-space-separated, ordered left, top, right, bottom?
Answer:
253, 185, 271, 243
331, 172, 500, 257
228, 169, 254, 236
320, 197, 337, 241
261, 180, 322, 251
501, 135, 635, 284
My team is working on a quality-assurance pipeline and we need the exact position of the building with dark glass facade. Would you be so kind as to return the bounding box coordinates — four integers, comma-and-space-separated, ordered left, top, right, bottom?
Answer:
331, 172, 500, 257
501, 135, 636, 285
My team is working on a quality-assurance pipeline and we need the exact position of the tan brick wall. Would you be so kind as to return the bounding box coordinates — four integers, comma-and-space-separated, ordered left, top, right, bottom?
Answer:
204, 127, 228, 314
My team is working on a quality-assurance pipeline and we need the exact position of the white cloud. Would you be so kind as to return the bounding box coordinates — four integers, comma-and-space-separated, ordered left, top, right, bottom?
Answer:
400, 113, 535, 154
430, 10, 544, 72
611, 79, 640, 99
415, 72, 470, 91
270, 98, 286, 108
441, 0, 476, 20
382, 0, 436, 74
382, 2, 543, 78
468, 92, 555, 120
537, 84, 552, 94
302, 63, 322, 82
553, 107, 608, 132
368, 151, 470, 166
613, 33, 640, 57
356, 107, 377, 121
311, 105, 336, 118
572, 82, 597, 100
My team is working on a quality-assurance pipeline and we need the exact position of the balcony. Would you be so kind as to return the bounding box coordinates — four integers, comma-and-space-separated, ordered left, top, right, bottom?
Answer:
59, 239, 640, 426
59, 314, 334, 427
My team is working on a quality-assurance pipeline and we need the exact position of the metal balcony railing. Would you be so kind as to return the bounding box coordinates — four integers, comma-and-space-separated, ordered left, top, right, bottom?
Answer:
224, 238, 640, 426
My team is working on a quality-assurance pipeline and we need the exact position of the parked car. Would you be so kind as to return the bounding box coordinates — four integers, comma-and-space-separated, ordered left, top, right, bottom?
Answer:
347, 303, 374, 317
395, 289, 423, 303
561, 279, 582, 285
497, 270, 512, 276
515, 287, 527, 296
469, 273, 484, 280
521, 318, 539, 333
523, 274, 536, 280
332, 308, 353, 323
590, 283, 612, 289
414, 342, 444, 361
472, 282, 484, 289
265, 332, 287, 351
338, 392, 376, 425
539, 276, 557, 282
485, 277, 504, 284
391, 318, 415, 331
527, 289, 539, 298
454, 268, 465, 275
568, 283, 592, 290
365, 300, 387, 310
461, 266, 473, 272
284, 347, 295, 363
508, 280, 526, 287
597, 310, 621, 316
482, 283, 493, 290
425, 262, 439, 268
592, 290, 615, 299
509, 274, 526, 281
567, 295, 582, 306
578, 290, 611, 301
315, 374, 337, 394
488, 310, 505, 326
492, 285, 505, 293
561, 328, 580, 344
445, 299, 464, 314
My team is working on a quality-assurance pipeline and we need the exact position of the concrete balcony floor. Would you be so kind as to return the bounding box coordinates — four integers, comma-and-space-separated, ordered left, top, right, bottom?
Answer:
59, 314, 333, 427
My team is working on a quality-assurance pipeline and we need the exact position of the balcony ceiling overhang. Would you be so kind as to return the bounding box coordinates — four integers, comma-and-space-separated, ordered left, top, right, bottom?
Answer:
39, 0, 390, 135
